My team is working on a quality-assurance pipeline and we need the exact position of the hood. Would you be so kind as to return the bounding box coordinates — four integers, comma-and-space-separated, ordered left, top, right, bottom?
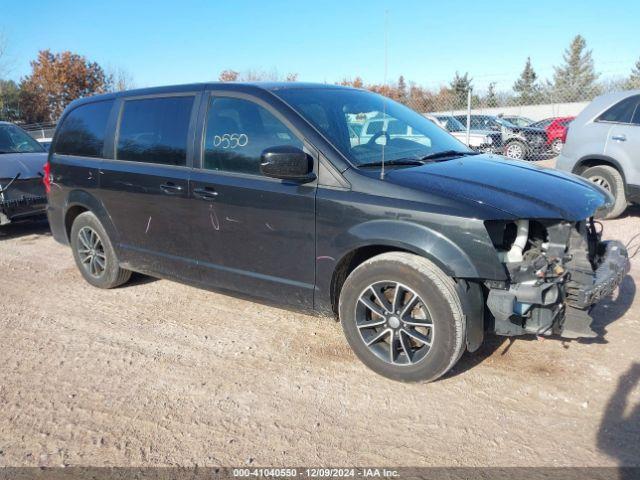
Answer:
510, 125, 546, 135
0, 152, 48, 179
451, 129, 496, 138
383, 154, 612, 220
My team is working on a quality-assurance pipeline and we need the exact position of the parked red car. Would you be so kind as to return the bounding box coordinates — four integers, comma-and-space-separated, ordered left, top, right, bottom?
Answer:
530, 116, 575, 154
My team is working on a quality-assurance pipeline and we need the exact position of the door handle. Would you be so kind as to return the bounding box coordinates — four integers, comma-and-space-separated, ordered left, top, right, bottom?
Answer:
160, 182, 184, 194
611, 134, 627, 141
193, 187, 219, 200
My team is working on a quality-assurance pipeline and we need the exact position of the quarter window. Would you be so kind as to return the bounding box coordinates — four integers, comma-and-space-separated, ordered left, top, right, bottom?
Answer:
117, 96, 194, 166
203, 96, 303, 175
597, 96, 640, 124
54, 100, 113, 157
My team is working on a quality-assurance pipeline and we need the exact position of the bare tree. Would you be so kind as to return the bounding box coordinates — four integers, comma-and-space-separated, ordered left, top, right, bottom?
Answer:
106, 65, 135, 92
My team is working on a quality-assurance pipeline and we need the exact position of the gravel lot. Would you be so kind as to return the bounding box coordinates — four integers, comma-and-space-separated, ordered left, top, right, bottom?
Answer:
1, 172, 639, 467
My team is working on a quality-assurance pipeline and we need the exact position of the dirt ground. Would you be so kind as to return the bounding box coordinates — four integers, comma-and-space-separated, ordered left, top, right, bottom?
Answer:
1, 173, 639, 467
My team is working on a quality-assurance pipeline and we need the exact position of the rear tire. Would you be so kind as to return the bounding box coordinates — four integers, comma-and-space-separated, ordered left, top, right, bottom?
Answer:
338, 252, 465, 383
70, 211, 131, 288
582, 165, 627, 219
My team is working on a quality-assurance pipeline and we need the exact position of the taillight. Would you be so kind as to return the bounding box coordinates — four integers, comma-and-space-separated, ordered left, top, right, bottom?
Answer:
43, 161, 51, 194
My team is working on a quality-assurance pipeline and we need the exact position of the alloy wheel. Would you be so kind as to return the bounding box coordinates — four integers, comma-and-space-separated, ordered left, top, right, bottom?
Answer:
77, 226, 107, 278
355, 281, 434, 366
505, 143, 524, 159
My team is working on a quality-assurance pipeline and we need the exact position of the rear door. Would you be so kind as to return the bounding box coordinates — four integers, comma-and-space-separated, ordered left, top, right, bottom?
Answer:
98, 91, 201, 277
187, 91, 317, 308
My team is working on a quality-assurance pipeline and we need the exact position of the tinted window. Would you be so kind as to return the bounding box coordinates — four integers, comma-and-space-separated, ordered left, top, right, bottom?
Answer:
598, 96, 640, 124
117, 96, 194, 166
203, 96, 302, 175
54, 100, 113, 157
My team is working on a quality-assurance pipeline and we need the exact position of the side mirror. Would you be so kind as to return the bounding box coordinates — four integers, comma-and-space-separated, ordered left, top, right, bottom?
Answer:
260, 146, 315, 182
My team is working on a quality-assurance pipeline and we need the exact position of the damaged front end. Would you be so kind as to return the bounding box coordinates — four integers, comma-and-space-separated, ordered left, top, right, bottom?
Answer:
0, 173, 47, 225
484, 218, 630, 338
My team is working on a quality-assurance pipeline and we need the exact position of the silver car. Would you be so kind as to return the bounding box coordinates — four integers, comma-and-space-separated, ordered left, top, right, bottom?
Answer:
425, 114, 501, 153
556, 90, 640, 218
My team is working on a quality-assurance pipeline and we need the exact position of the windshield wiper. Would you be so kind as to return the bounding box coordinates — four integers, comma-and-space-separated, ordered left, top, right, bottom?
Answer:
359, 158, 425, 168
420, 150, 479, 162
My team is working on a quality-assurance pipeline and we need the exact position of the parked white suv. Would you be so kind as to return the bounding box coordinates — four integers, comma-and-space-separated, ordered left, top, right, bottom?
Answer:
556, 90, 640, 218
425, 114, 501, 153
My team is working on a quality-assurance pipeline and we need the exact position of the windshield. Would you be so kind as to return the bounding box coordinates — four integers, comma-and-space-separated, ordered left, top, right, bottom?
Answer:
274, 88, 469, 166
0, 124, 45, 154
494, 117, 517, 128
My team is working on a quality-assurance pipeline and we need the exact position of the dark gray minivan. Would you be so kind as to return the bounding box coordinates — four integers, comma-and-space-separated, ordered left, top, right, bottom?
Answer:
46, 83, 629, 382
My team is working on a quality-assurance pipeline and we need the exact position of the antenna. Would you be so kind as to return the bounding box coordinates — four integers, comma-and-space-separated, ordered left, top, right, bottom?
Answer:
380, 10, 389, 180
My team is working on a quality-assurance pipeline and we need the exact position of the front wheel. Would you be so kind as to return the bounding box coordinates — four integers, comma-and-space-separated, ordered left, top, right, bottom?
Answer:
503, 140, 528, 160
70, 211, 132, 288
338, 252, 465, 383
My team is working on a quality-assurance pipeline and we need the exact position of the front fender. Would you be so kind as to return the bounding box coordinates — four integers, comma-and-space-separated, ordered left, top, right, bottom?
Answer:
343, 219, 481, 278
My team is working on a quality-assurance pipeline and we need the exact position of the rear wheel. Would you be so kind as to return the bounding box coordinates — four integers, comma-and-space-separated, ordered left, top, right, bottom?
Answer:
338, 252, 465, 383
70, 211, 131, 288
582, 165, 627, 219
504, 140, 527, 160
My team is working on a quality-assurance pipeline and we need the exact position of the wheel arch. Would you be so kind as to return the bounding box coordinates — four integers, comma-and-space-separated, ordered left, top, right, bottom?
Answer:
572, 155, 627, 185
327, 220, 483, 316
63, 190, 119, 245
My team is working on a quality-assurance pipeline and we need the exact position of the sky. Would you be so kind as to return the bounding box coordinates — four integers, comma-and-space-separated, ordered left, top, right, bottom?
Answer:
1, 0, 638, 92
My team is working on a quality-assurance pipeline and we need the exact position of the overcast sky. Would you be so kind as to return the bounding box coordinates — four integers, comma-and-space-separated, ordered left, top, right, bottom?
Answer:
2, 0, 638, 92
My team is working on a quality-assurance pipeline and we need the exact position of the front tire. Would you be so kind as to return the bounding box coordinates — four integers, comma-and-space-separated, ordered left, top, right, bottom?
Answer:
582, 165, 627, 219
504, 140, 528, 160
338, 252, 465, 383
70, 211, 131, 289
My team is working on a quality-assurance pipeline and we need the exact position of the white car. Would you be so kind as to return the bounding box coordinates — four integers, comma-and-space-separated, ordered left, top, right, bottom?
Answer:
425, 114, 502, 153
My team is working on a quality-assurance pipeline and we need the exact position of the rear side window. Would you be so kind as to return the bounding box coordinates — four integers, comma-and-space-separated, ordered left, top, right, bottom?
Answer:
54, 100, 113, 157
597, 95, 640, 124
116, 96, 194, 166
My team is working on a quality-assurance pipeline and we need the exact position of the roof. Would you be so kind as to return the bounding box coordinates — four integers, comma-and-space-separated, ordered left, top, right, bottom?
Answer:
64, 81, 356, 111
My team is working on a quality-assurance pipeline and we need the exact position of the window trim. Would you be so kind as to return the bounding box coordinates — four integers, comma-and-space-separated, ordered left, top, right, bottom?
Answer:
51, 99, 115, 158
195, 90, 316, 179
111, 91, 201, 169
594, 95, 640, 126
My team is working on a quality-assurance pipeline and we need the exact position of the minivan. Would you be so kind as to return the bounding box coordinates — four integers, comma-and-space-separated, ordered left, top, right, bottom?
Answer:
46, 83, 629, 382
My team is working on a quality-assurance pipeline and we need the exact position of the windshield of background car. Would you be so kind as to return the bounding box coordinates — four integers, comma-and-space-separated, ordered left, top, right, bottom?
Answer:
275, 88, 469, 166
494, 117, 517, 128
438, 116, 465, 132
0, 124, 45, 154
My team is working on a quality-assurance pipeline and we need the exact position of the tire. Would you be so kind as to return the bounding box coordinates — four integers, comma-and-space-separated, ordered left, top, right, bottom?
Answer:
338, 252, 465, 383
504, 140, 528, 160
70, 211, 131, 288
551, 138, 564, 155
582, 165, 627, 219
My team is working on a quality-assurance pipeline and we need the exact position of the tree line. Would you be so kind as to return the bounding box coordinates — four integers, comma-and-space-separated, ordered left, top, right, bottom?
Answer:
1, 34, 638, 124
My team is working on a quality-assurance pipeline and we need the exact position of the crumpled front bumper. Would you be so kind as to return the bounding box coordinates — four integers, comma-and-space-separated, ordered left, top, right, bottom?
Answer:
566, 241, 630, 309
0, 178, 47, 225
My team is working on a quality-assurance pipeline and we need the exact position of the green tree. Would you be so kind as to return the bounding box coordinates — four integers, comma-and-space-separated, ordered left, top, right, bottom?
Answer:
484, 82, 498, 107
449, 71, 473, 107
626, 58, 640, 89
513, 57, 540, 104
397, 75, 407, 102
0, 79, 20, 121
551, 35, 599, 102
